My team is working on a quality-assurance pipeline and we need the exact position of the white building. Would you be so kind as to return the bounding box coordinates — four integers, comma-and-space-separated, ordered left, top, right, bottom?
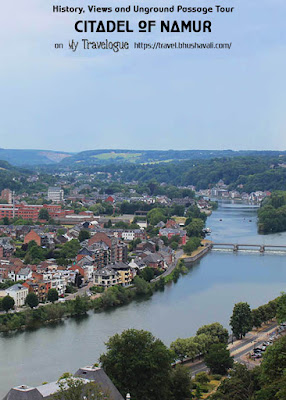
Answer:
16, 268, 32, 281
48, 187, 64, 203
4, 284, 28, 307
50, 274, 66, 296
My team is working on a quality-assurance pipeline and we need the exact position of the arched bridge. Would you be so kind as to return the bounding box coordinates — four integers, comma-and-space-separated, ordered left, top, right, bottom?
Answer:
211, 243, 286, 253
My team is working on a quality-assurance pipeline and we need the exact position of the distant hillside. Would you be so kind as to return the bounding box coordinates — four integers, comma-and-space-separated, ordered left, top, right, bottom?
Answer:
1, 148, 286, 168
60, 149, 285, 166
0, 149, 72, 166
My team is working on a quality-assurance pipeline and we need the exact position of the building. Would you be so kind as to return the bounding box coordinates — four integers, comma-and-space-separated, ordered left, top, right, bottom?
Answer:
159, 228, 187, 245
48, 187, 64, 203
1, 189, 12, 204
23, 280, 51, 303
1, 284, 28, 307
2, 366, 124, 400
24, 230, 55, 248
88, 232, 127, 263
0, 238, 15, 258
16, 267, 32, 281
110, 262, 133, 286
94, 266, 119, 288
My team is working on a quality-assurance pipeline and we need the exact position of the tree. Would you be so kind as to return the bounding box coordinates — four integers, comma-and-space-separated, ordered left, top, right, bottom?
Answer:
230, 302, 253, 339
3, 216, 9, 225
260, 335, 286, 383
147, 208, 167, 226
186, 337, 199, 361
38, 208, 50, 221
2, 295, 15, 312
170, 338, 189, 362
196, 322, 229, 344
140, 267, 155, 282
211, 363, 255, 400
78, 229, 90, 242
57, 228, 66, 236
133, 276, 152, 296
252, 308, 263, 329
194, 333, 212, 355
184, 237, 201, 255
204, 343, 233, 375
169, 365, 193, 400
276, 292, 286, 323
54, 373, 109, 400
185, 219, 204, 237
47, 288, 59, 303
25, 292, 39, 309
195, 371, 210, 384
72, 295, 89, 315
100, 329, 174, 400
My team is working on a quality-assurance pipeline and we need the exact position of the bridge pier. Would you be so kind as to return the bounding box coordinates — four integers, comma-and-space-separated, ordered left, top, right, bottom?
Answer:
233, 245, 238, 252
260, 246, 265, 253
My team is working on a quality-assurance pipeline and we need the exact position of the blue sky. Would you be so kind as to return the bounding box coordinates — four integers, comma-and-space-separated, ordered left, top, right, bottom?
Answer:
0, 0, 285, 152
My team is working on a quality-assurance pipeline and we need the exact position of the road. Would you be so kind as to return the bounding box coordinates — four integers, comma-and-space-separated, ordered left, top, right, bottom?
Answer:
151, 249, 184, 283
183, 322, 278, 376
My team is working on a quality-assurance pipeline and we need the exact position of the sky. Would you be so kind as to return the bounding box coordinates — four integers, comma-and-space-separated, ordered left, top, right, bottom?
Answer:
0, 0, 285, 152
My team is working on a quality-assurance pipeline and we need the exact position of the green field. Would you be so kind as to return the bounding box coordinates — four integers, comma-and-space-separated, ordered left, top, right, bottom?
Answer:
91, 152, 142, 161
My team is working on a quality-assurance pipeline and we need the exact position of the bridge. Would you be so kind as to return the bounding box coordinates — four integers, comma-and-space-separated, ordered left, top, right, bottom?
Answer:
211, 243, 286, 253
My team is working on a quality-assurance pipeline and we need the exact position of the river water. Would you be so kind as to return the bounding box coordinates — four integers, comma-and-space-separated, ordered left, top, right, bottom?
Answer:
0, 201, 286, 396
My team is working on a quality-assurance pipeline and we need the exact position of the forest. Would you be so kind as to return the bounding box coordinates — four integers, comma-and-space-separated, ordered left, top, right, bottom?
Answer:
258, 191, 286, 233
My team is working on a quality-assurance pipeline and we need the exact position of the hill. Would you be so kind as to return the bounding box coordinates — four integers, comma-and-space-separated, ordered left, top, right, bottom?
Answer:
60, 149, 286, 167
0, 149, 72, 166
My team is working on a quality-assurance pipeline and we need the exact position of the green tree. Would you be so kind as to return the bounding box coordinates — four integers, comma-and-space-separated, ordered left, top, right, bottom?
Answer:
204, 343, 233, 375
184, 237, 201, 255
170, 338, 189, 362
57, 228, 66, 236
72, 295, 89, 315
185, 219, 204, 237
147, 208, 167, 226
211, 363, 255, 400
100, 329, 174, 400
78, 229, 91, 242
38, 208, 50, 221
140, 267, 155, 282
230, 302, 253, 339
194, 333, 213, 355
47, 288, 59, 303
186, 337, 199, 361
170, 365, 193, 400
2, 295, 15, 312
196, 322, 229, 344
3, 216, 9, 225
252, 308, 263, 329
260, 335, 286, 384
195, 371, 210, 384
133, 276, 152, 296
25, 292, 39, 309
276, 292, 286, 323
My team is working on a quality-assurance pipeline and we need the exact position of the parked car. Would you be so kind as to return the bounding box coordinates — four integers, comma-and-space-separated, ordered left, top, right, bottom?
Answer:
251, 353, 262, 359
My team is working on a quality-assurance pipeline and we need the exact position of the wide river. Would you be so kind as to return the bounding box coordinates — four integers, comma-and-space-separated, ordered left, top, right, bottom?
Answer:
1, 201, 286, 396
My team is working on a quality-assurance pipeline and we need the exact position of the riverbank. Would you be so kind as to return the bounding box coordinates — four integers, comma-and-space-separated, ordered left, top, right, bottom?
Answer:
0, 236, 213, 333
1, 202, 286, 396
0, 255, 188, 334
181, 240, 212, 264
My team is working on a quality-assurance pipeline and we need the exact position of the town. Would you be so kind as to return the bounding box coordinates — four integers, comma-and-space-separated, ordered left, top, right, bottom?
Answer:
0, 168, 272, 314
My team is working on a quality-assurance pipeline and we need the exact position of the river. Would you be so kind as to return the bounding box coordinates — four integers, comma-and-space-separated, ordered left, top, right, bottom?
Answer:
0, 200, 286, 396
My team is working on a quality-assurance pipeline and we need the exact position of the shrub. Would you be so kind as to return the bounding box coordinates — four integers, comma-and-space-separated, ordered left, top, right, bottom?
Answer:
196, 371, 210, 384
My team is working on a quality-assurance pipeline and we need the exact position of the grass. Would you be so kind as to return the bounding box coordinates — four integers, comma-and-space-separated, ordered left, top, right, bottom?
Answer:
91, 152, 142, 161
191, 378, 221, 399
